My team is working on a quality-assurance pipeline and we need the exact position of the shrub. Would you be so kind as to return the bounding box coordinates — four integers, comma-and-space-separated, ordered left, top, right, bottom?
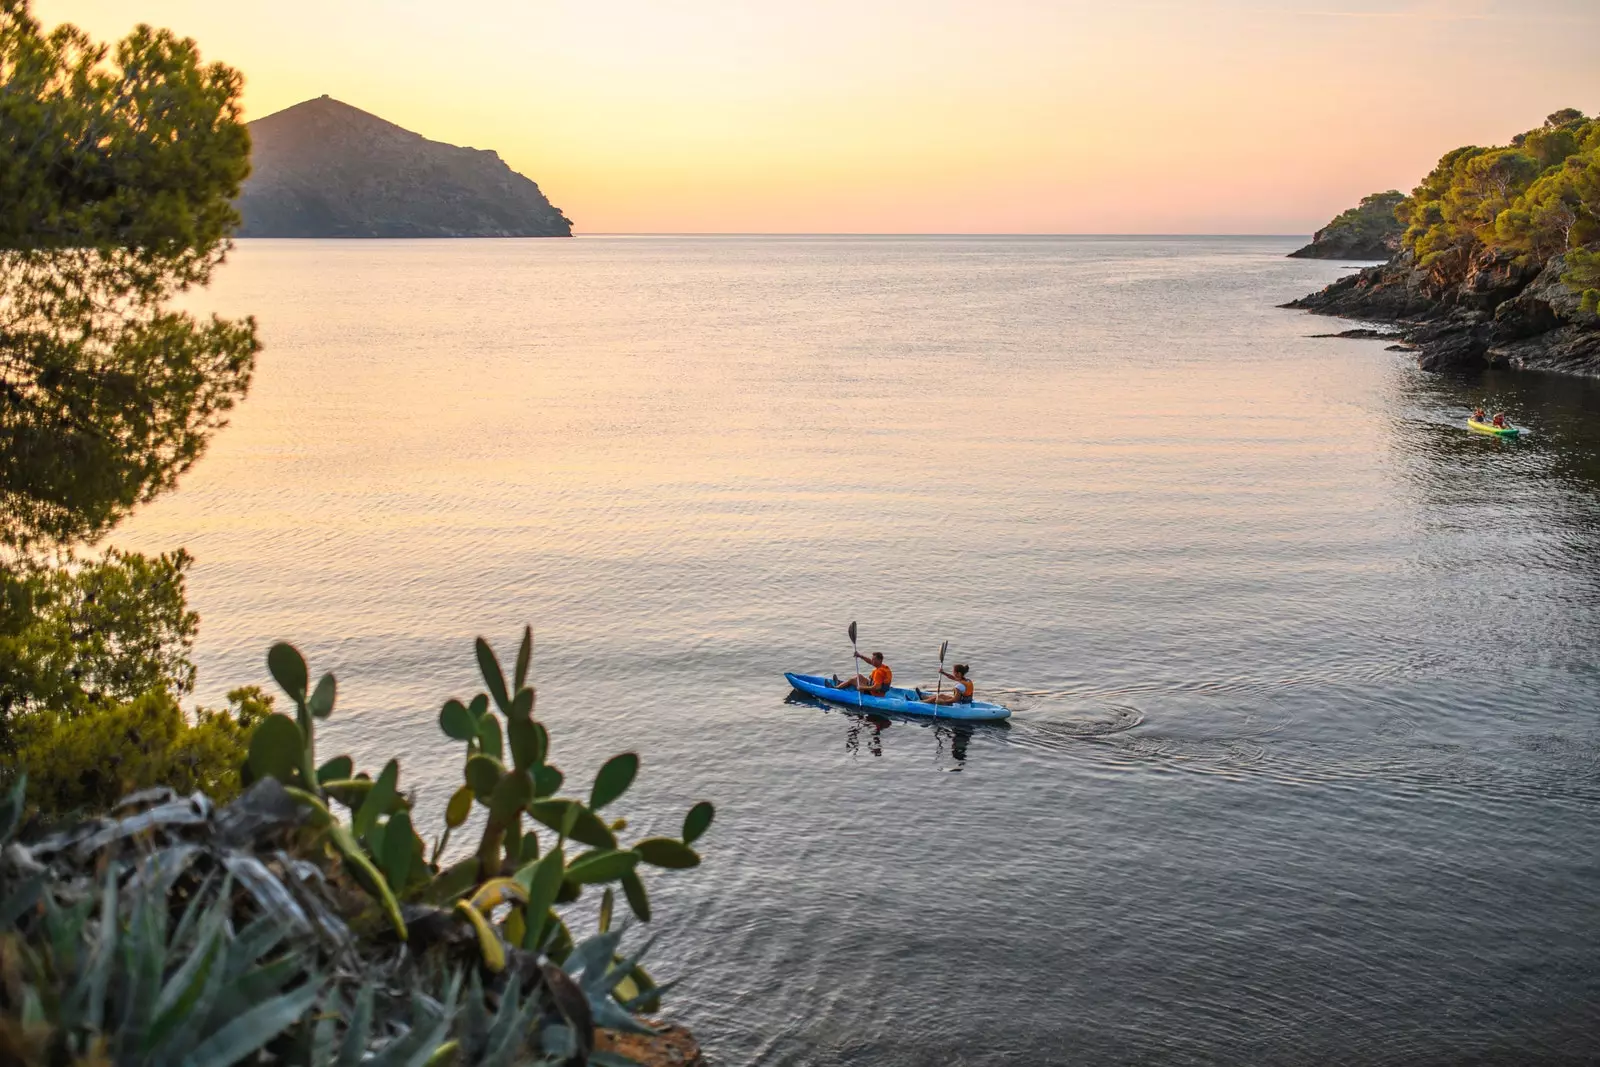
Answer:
12, 686, 268, 818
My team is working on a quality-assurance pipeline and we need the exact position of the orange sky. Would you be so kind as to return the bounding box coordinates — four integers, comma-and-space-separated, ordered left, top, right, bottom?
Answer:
34, 0, 1600, 234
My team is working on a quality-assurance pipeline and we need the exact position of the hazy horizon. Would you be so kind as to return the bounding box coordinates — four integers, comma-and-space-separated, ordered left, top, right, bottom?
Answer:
36, 0, 1600, 235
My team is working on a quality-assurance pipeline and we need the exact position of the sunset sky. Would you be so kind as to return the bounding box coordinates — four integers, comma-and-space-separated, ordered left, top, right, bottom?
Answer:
36, 0, 1600, 234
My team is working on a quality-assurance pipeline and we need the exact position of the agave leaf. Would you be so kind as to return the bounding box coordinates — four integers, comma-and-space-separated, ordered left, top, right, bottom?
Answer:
0, 875, 43, 929
148, 919, 229, 1057
268, 643, 310, 704
81, 863, 118, 1032
206, 954, 303, 1035
354, 759, 400, 841
619, 976, 680, 1015
339, 982, 374, 1067
599, 887, 614, 933
307, 672, 337, 718
178, 977, 321, 1067
222, 852, 314, 938
222, 916, 287, 981
586, 990, 657, 1035
476, 636, 511, 714
589, 753, 639, 810
681, 801, 715, 845
168, 870, 218, 952
563, 928, 624, 986
368, 997, 454, 1067
481, 971, 524, 1060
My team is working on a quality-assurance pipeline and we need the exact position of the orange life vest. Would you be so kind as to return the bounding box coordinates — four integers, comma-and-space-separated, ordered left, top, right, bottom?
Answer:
870, 664, 892, 691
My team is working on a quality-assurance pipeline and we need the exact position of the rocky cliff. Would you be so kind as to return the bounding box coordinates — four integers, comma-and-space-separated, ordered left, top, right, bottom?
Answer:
1285, 248, 1600, 376
1287, 191, 1406, 260
236, 96, 572, 238
1284, 108, 1600, 377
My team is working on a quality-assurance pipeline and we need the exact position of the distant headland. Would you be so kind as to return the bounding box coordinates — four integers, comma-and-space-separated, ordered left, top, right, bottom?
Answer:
1288, 191, 1405, 260
235, 96, 572, 238
1286, 108, 1600, 377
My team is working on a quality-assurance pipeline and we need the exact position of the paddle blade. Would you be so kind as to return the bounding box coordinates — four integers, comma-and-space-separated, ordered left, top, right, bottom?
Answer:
848, 621, 857, 644
939, 640, 948, 663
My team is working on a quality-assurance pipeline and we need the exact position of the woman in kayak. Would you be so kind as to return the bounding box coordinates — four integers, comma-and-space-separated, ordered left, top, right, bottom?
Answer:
1492, 411, 1509, 428
1473, 407, 1487, 422
837, 651, 892, 696
921, 663, 973, 705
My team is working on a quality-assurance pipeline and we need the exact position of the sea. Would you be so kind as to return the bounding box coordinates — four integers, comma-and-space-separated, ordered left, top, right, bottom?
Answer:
118, 236, 1600, 1065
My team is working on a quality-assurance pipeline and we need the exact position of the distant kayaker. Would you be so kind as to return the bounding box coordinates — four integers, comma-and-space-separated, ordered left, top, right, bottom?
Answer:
836, 651, 892, 696
920, 663, 974, 706
1492, 411, 1508, 428
1473, 407, 1487, 422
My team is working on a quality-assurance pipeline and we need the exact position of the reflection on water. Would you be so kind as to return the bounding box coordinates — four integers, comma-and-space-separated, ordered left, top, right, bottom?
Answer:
120, 237, 1600, 1065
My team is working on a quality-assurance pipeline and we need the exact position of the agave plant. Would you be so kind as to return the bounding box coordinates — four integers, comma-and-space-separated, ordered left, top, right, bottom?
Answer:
0, 769, 678, 1066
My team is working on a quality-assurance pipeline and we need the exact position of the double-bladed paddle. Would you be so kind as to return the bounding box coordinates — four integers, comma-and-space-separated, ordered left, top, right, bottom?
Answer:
848, 620, 863, 709
930, 639, 948, 718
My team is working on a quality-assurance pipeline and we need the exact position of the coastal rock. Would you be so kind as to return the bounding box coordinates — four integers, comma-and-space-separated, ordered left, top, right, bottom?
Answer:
236, 96, 572, 238
595, 1022, 705, 1066
1287, 248, 1600, 377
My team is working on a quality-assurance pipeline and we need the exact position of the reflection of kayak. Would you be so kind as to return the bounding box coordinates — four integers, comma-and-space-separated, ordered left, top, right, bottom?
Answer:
784, 673, 1012, 721
1468, 418, 1520, 437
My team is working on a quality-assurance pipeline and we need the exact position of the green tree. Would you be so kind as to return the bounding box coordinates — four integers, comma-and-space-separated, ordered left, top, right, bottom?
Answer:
0, 1, 257, 800
1496, 148, 1600, 258
1, 0, 258, 550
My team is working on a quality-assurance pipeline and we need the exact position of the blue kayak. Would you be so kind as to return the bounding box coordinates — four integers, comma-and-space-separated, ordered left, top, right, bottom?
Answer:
784, 672, 1012, 721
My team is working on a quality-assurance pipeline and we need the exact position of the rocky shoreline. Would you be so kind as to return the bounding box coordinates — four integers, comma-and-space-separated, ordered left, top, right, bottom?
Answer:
1284, 248, 1600, 377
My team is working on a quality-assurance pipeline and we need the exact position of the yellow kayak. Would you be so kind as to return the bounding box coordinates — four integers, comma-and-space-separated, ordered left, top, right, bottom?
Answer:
1468, 418, 1520, 438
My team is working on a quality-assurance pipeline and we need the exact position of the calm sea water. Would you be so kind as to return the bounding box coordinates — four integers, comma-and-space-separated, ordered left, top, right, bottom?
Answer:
120, 237, 1600, 1065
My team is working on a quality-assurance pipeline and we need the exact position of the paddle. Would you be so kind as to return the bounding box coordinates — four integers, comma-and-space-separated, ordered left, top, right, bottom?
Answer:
930, 640, 948, 719
847, 620, 863, 710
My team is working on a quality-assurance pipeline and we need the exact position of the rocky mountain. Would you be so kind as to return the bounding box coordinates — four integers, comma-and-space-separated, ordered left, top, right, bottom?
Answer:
236, 97, 572, 238
1287, 191, 1405, 260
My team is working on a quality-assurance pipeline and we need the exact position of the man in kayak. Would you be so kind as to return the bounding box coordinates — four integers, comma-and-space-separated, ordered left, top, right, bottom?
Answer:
1473, 407, 1487, 422
835, 651, 892, 696
920, 663, 973, 705
1492, 411, 1508, 428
